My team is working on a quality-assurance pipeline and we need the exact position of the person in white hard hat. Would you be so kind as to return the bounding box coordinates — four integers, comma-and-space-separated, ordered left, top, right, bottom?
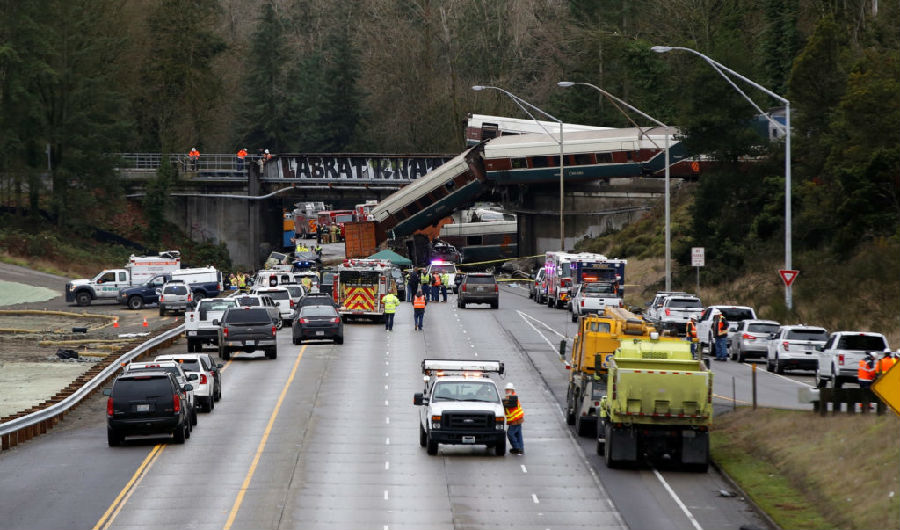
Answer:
503, 382, 525, 454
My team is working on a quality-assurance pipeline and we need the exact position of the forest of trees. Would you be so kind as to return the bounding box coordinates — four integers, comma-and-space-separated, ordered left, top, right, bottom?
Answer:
1, 0, 898, 275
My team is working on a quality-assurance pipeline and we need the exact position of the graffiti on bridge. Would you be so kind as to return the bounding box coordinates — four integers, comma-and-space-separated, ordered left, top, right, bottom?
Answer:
281, 155, 453, 181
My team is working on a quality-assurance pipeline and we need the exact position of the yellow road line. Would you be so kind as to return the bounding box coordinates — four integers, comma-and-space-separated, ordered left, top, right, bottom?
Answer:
93, 444, 166, 530
714, 393, 752, 405
224, 345, 306, 530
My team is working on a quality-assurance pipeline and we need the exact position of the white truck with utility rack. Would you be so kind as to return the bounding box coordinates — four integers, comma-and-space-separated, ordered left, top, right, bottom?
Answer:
815, 331, 890, 388
645, 292, 703, 335
185, 298, 238, 352
570, 281, 622, 322
413, 359, 508, 456
66, 251, 181, 307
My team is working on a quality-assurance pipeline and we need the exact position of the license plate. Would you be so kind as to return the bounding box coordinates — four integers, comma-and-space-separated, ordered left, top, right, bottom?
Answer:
462, 436, 475, 444
476, 287, 484, 292
316, 330, 324, 336
136, 404, 150, 412
188, 331, 197, 336
247, 340, 255, 346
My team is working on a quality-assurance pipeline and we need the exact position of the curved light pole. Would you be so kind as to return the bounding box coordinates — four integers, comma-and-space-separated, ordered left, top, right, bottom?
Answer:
651, 45, 793, 310
558, 81, 673, 292
472, 85, 566, 251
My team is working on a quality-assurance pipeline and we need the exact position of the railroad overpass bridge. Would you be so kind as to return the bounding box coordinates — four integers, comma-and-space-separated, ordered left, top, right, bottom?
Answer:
119, 139, 690, 268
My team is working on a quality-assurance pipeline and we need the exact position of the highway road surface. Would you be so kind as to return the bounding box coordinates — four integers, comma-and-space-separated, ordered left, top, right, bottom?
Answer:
0, 285, 780, 530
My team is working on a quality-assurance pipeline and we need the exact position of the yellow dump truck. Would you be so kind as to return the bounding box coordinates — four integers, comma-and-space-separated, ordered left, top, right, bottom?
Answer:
599, 339, 713, 471
566, 307, 670, 436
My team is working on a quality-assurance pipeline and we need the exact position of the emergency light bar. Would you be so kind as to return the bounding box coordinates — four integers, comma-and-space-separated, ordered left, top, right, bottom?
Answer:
422, 359, 504, 375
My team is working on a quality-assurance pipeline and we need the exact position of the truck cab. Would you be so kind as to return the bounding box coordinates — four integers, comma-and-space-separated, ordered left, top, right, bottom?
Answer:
413, 359, 508, 456
66, 252, 181, 307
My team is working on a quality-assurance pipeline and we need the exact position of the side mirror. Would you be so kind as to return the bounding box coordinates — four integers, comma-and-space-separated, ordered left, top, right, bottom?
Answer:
217, 363, 224, 369
212, 319, 220, 326
183, 384, 193, 392
413, 393, 427, 406
155, 288, 161, 294
102, 388, 112, 396
187, 373, 199, 381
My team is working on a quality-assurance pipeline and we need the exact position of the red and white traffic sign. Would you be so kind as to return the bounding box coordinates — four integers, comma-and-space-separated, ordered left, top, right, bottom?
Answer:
779, 269, 799, 287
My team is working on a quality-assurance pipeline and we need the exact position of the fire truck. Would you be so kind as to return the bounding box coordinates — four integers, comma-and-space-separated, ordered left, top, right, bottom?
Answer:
544, 251, 626, 309
335, 259, 397, 321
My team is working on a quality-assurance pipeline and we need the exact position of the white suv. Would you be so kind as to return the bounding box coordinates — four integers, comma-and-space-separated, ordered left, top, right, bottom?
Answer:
155, 354, 217, 412
816, 331, 890, 388
766, 325, 828, 373
251, 287, 295, 326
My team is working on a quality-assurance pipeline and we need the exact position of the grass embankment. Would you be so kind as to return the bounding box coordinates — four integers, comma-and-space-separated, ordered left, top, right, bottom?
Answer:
714, 408, 900, 529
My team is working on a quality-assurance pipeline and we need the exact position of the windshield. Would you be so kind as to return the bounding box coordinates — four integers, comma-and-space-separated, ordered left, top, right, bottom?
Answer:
465, 276, 495, 285
431, 381, 499, 403
158, 358, 202, 372
301, 306, 338, 317
260, 290, 289, 300
837, 335, 887, 351
114, 377, 171, 400
559, 263, 572, 278
335, 214, 354, 223
233, 297, 260, 307
200, 300, 236, 311
748, 323, 780, 334
284, 286, 304, 298
668, 298, 702, 308
582, 283, 615, 296
430, 264, 457, 274
164, 285, 188, 294
224, 309, 271, 324
787, 329, 828, 341
721, 308, 755, 321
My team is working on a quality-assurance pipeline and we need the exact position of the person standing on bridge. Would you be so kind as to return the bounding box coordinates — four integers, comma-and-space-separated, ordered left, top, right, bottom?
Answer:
382, 291, 400, 331
235, 147, 248, 174
503, 382, 525, 455
188, 147, 200, 171
413, 288, 427, 330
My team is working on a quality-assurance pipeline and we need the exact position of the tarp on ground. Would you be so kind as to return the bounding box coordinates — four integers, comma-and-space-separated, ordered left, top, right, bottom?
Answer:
367, 249, 412, 267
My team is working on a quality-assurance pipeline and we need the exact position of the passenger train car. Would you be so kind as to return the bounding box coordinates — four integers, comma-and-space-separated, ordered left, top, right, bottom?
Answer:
439, 221, 518, 263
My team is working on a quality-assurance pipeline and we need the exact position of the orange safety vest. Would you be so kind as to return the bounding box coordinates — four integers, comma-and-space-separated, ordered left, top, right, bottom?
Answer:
878, 356, 896, 375
504, 393, 524, 424
858, 359, 877, 382
685, 321, 697, 340
189, 149, 200, 159
236, 149, 247, 159
716, 317, 728, 337
413, 295, 426, 309
433, 275, 441, 286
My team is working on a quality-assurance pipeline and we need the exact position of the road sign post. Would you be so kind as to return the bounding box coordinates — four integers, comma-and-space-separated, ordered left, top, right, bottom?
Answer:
692, 247, 705, 293
779, 270, 799, 312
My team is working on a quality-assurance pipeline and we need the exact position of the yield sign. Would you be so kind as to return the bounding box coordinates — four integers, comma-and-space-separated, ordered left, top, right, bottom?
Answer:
873, 363, 900, 416
779, 269, 799, 287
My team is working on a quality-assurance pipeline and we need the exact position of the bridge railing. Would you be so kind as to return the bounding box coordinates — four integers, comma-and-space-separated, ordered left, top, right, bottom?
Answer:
113, 153, 249, 178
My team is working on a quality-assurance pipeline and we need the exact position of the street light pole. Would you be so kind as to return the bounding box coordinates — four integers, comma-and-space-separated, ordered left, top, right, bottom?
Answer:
651, 46, 793, 310
558, 81, 673, 291
472, 85, 566, 251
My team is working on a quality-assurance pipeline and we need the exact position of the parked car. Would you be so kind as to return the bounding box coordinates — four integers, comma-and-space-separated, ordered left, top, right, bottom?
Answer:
652, 294, 704, 335
299, 293, 338, 309
766, 325, 828, 373
457, 273, 499, 309
227, 294, 281, 328
530, 267, 547, 303
728, 319, 781, 362
104, 371, 193, 446
124, 360, 198, 426
250, 286, 296, 327
816, 331, 890, 388
292, 304, 344, 344
155, 354, 217, 412
215, 307, 278, 360
185, 298, 237, 352
158, 282, 192, 316
570, 281, 621, 322
282, 284, 306, 308
193, 352, 223, 403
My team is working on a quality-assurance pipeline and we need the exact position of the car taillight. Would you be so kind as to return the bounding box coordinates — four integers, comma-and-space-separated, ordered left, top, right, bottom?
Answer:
159, 295, 164, 302
272, 325, 277, 336
187, 293, 193, 302
580, 300, 585, 307
107, 397, 114, 416
223, 327, 229, 337
173, 394, 181, 413
331, 317, 340, 323
618, 299, 624, 307
838, 354, 845, 366
200, 374, 207, 384
742, 333, 753, 340
299, 318, 309, 324
782, 341, 790, 350
494, 284, 498, 292
462, 285, 467, 292
189, 314, 194, 322
665, 308, 671, 316
290, 299, 295, 308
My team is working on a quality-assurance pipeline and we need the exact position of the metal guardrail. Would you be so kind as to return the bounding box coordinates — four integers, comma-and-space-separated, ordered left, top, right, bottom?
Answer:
0, 325, 185, 450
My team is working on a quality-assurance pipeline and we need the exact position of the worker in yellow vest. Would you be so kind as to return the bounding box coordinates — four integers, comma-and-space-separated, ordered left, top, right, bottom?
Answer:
382, 292, 400, 331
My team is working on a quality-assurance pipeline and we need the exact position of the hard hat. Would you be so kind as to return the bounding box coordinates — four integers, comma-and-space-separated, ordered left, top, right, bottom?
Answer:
264, 149, 270, 154
505, 382, 515, 391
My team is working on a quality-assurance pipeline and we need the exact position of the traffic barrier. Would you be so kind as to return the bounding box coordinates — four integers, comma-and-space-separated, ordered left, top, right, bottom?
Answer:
813, 388, 886, 415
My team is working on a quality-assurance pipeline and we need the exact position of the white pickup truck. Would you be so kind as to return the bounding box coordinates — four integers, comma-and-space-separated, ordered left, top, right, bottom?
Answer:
185, 298, 237, 352
815, 331, 890, 388
696, 305, 757, 353
645, 292, 703, 335
66, 252, 181, 307
570, 282, 622, 322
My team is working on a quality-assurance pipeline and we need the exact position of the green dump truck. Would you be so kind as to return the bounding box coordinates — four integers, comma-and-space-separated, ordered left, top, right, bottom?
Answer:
598, 338, 713, 472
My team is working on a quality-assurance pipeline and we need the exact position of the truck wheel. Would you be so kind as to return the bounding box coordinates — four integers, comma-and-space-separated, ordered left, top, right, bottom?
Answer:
494, 438, 506, 456
172, 422, 186, 444
220, 347, 230, 361
419, 424, 427, 447
576, 415, 596, 438
159, 307, 165, 316
187, 339, 195, 352
490, 301, 498, 309
292, 337, 301, 345
127, 296, 144, 310
334, 336, 344, 345
107, 428, 121, 447
775, 357, 785, 374
571, 312, 577, 323
266, 347, 278, 360
737, 351, 745, 363
193, 291, 205, 301
603, 424, 617, 468
548, 297, 554, 308
426, 436, 438, 455
833, 373, 843, 389
766, 358, 774, 372
556, 300, 564, 309
275, 319, 284, 330
75, 292, 91, 307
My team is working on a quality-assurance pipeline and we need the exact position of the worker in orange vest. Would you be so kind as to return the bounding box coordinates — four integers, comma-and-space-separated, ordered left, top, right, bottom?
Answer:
685, 317, 698, 359
413, 288, 427, 331
235, 147, 248, 173
858, 353, 877, 389
877, 352, 896, 377
188, 147, 200, 171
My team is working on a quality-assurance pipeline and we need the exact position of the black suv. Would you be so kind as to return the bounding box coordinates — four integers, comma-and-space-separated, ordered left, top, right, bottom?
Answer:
215, 307, 278, 360
104, 372, 193, 446
457, 273, 499, 309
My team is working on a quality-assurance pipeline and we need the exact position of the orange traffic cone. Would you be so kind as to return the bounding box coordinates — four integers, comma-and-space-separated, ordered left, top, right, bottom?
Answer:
113, 318, 119, 328
142, 317, 148, 327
